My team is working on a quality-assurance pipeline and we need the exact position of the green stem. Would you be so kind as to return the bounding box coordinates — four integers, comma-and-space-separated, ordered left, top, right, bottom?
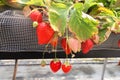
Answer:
42, 44, 49, 59
54, 41, 58, 59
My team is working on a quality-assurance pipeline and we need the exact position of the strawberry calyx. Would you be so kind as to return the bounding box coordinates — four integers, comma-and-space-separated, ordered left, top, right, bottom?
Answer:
53, 58, 60, 63
64, 60, 70, 66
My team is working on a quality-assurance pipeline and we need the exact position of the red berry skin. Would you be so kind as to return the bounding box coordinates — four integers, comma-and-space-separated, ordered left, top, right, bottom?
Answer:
36, 22, 54, 45
29, 10, 42, 23
118, 39, 120, 48
62, 64, 72, 73
50, 60, 61, 73
81, 39, 94, 54
61, 38, 72, 55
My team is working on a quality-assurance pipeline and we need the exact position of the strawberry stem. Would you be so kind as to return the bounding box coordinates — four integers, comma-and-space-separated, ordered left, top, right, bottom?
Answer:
42, 44, 49, 59
54, 42, 58, 59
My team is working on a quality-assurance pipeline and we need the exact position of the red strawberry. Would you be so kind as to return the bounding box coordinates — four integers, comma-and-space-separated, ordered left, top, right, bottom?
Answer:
50, 35, 58, 48
29, 10, 42, 23
61, 38, 72, 55
62, 60, 72, 74
50, 59, 61, 73
36, 22, 54, 44
118, 39, 120, 48
81, 39, 94, 54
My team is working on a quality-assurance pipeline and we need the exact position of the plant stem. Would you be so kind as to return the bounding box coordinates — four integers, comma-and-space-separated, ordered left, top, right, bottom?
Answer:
54, 40, 58, 59
42, 44, 49, 59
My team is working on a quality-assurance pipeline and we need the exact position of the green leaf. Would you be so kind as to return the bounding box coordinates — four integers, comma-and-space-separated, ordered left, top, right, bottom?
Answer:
48, 2, 71, 35
0, 1, 4, 6
98, 28, 111, 43
111, 22, 120, 33
83, 0, 97, 12
20, 0, 44, 6
69, 4, 98, 41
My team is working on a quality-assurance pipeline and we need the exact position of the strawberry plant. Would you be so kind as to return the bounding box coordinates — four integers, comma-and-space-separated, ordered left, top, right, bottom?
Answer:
21, 0, 120, 73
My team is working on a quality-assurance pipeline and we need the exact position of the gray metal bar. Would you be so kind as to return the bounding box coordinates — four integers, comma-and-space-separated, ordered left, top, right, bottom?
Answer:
12, 59, 18, 80
101, 58, 108, 80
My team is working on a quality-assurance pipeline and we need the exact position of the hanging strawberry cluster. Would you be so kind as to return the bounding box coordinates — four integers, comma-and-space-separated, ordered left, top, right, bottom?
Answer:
27, 1, 99, 55
23, 0, 120, 73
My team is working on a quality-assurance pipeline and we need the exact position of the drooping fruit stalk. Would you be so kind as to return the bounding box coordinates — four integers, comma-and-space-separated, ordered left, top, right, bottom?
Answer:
40, 44, 49, 67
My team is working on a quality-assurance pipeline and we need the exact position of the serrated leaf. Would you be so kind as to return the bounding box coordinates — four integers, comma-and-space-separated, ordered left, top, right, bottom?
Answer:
20, 0, 44, 6
83, 0, 97, 12
111, 22, 120, 33
98, 28, 111, 43
69, 4, 98, 41
97, 7, 115, 16
48, 2, 71, 35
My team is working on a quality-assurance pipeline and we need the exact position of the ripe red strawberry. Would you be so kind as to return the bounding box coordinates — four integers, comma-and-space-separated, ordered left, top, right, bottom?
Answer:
62, 61, 72, 74
61, 38, 72, 55
50, 59, 61, 73
118, 39, 120, 48
36, 22, 54, 44
29, 10, 42, 23
81, 39, 94, 54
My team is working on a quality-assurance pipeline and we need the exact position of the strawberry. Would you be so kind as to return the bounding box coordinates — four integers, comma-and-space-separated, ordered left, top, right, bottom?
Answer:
61, 38, 72, 55
81, 39, 94, 54
50, 35, 58, 48
40, 60, 46, 67
29, 10, 42, 23
68, 37, 81, 53
62, 60, 72, 74
118, 39, 120, 48
50, 59, 61, 73
36, 22, 54, 45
